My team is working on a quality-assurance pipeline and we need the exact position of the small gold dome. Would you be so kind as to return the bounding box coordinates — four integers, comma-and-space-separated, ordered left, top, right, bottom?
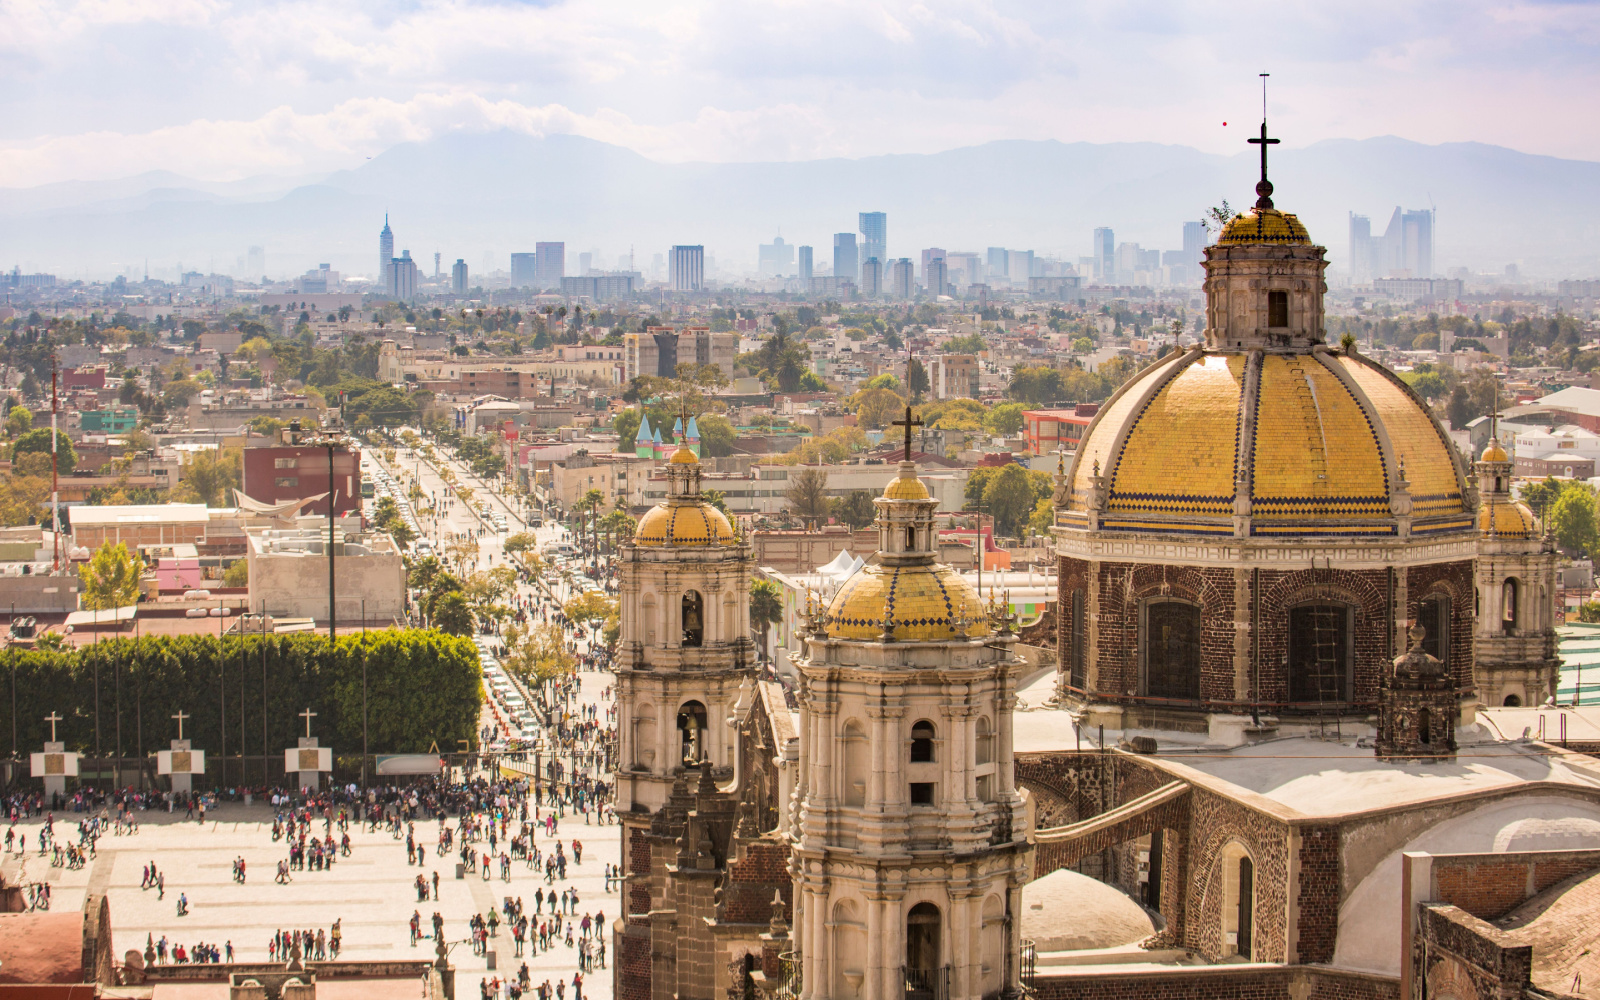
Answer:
1216, 208, 1312, 245
1479, 501, 1536, 539
669, 446, 699, 465
633, 502, 734, 547
882, 472, 931, 501
1480, 438, 1509, 463
823, 563, 990, 641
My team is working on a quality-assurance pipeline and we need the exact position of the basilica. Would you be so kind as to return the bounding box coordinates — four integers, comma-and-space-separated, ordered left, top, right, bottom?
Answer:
610, 141, 1600, 1000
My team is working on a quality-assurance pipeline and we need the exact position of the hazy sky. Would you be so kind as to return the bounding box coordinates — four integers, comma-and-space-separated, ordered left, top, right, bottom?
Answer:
3, 0, 1598, 188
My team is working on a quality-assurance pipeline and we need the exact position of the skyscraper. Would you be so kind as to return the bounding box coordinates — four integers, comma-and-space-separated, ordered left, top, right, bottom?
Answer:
511, 253, 537, 287
451, 258, 469, 295
833, 233, 858, 285
669, 245, 705, 292
1007, 250, 1034, 285
433, 252, 441, 279
378, 216, 394, 293
925, 257, 948, 298
1183, 220, 1206, 260
1349, 208, 1435, 282
860, 257, 883, 298
889, 259, 915, 300
859, 212, 887, 267
986, 247, 1009, 281
920, 248, 945, 283
389, 250, 418, 301
759, 237, 795, 277
535, 242, 565, 289
1092, 227, 1115, 282
797, 246, 813, 286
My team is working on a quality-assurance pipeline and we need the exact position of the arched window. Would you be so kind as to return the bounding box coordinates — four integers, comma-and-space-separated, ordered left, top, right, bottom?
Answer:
1142, 601, 1202, 701
910, 720, 936, 762
682, 590, 704, 647
975, 717, 994, 765
841, 720, 868, 806
1221, 844, 1255, 960
1289, 602, 1352, 704
1069, 589, 1087, 690
676, 700, 707, 765
1419, 707, 1433, 745
1503, 693, 1522, 707
1502, 578, 1519, 634
906, 902, 942, 987
1418, 595, 1449, 671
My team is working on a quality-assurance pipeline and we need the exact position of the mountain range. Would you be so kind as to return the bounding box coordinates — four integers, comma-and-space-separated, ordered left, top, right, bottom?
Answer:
3, 131, 1599, 281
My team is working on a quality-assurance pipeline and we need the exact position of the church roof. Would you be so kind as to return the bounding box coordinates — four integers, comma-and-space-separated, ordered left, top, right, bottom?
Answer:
633, 501, 734, 547
1480, 500, 1537, 538
1216, 207, 1312, 245
635, 413, 653, 443
686, 416, 700, 440
824, 562, 989, 641
1066, 349, 1468, 534
1481, 436, 1509, 463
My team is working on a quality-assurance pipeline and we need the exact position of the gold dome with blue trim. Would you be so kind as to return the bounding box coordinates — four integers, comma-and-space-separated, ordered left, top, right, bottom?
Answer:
632, 434, 736, 547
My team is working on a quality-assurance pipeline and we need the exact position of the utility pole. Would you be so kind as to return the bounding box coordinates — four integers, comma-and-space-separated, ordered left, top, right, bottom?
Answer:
50, 356, 60, 573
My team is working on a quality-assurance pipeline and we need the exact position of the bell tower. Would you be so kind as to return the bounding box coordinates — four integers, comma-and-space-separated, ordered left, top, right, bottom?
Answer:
789, 419, 1031, 1000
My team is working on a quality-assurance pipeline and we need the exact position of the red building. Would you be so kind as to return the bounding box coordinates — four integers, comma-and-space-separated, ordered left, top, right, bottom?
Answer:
241, 445, 362, 515
1022, 403, 1099, 456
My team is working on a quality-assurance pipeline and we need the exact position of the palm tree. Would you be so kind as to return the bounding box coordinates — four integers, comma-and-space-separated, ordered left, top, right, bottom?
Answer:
750, 579, 783, 665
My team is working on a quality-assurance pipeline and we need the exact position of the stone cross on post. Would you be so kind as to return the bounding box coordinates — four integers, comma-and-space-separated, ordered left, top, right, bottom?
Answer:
300, 707, 317, 739
891, 405, 923, 463
1248, 74, 1279, 209
44, 711, 62, 743
171, 710, 190, 742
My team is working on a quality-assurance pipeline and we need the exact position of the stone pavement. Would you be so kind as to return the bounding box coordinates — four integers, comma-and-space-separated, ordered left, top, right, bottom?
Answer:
1, 790, 616, 997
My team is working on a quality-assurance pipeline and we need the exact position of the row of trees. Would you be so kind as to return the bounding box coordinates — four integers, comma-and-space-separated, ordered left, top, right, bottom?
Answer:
0, 630, 482, 758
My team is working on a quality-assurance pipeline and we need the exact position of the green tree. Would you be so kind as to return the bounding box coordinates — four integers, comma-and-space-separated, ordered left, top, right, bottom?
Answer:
845, 387, 907, 431
985, 402, 1026, 436
432, 591, 476, 635
12, 428, 77, 475
1551, 487, 1599, 556
173, 448, 242, 507
1521, 477, 1570, 517
503, 532, 538, 555
78, 541, 145, 610
4, 405, 32, 438
829, 490, 876, 528
223, 559, 249, 587
613, 409, 643, 452
785, 467, 830, 524
981, 463, 1036, 537
864, 373, 901, 391
697, 414, 737, 457
1027, 496, 1055, 537
750, 578, 783, 657
907, 358, 930, 402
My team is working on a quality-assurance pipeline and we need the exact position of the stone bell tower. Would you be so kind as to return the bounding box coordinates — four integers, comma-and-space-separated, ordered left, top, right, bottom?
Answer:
1377, 625, 1459, 762
789, 415, 1031, 1000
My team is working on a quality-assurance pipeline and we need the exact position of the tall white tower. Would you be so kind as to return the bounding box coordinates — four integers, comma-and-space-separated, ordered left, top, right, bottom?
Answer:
378, 215, 394, 294
790, 442, 1031, 1000
613, 432, 755, 818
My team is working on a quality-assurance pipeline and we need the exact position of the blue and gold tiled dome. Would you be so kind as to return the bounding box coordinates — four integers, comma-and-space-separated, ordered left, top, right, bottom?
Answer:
633, 502, 735, 547
823, 563, 990, 641
1066, 349, 1469, 537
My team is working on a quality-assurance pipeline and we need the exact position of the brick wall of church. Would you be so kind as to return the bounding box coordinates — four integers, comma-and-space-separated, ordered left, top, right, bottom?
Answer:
1074, 560, 1238, 702
1252, 567, 1389, 707
1405, 560, 1475, 690
1183, 788, 1292, 963
720, 838, 793, 925
1030, 967, 1399, 1000
1295, 824, 1341, 963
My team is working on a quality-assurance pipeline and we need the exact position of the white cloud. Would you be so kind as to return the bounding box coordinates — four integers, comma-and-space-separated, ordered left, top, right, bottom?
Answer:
2, 0, 1600, 185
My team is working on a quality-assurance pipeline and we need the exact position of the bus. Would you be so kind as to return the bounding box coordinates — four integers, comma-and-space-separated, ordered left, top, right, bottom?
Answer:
360, 479, 375, 499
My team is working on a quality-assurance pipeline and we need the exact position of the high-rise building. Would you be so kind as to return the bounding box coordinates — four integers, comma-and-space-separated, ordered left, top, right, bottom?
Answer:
451, 258, 469, 295
859, 212, 887, 267
797, 246, 813, 285
758, 237, 795, 277
511, 253, 538, 287
833, 233, 859, 285
433, 252, 441, 279
669, 245, 705, 292
389, 251, 418, 301
860, 257, 883, 298
578, 252, 593, 276
889, 258, 915, 300
1183, 220, 1207, 260
1349, 208, 1435, 283
920, 247, 945, 283
925, 257, 948, 298
986, 247, 1009, 281
1093, 227, 1115, 282
378, 216, 394, 293
535, 242, 565, 289
246, 246, 266, 280
1008, 250, 1035, 285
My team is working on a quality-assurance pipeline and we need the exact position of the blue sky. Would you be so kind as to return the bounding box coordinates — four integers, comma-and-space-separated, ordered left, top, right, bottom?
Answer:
2, 0, 1597, 187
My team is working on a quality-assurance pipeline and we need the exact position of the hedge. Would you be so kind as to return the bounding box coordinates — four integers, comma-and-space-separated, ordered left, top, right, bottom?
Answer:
0, 630, 481, 760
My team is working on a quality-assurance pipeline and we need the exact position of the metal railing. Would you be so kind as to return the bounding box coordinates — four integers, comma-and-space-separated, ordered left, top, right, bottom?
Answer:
1020, 939, 1037, 990
902, 965, 949, 1000
776, 951, 801, 1000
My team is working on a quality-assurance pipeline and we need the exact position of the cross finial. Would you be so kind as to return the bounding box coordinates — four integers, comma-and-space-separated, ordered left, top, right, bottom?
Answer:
171, 709, 190, 741
44, 711, 62, 743
300, 706, 318, 738
891, 405, 923, 463
1247, 73, 1279, 210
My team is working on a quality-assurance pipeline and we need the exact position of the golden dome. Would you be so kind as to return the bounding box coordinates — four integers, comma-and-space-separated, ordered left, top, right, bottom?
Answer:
823, 563, 991, 641
1067, 350, 1468, 535
1216, 208, 1312, 246
633, 502, 735, 547
882, 471, 931, 501
669, 446, 699, 465
1481, 438, 1509, 463
1479, 501, 1536, 539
